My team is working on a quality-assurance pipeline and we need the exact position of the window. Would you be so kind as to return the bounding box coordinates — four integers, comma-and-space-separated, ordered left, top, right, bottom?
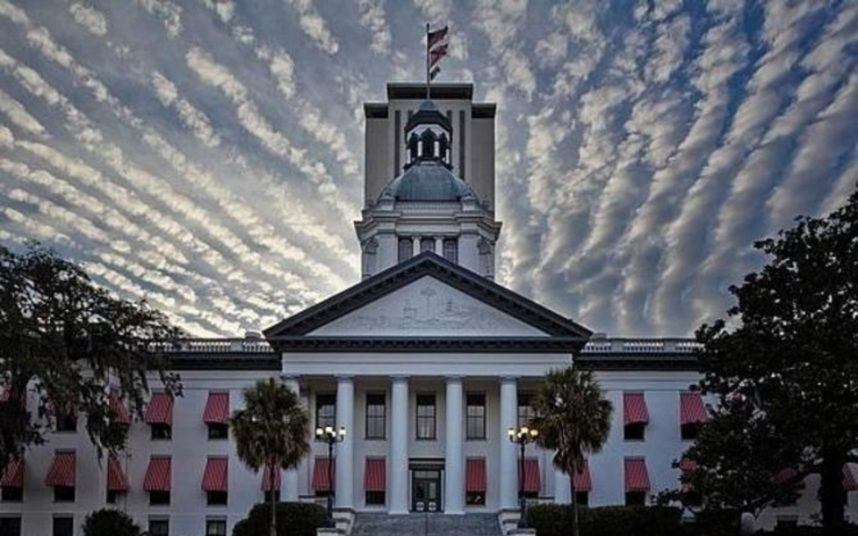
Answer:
466, 491, 484, 505
1, 487, 22, 502
264, 490, 280, 503
420, 237, 435, 253
208, 423, 228, 440
466, 393, 486, 440
53, 517, 73, 536
416, 394, 436, 440
106, 489, 120, 504
681, 422, 699, 441
149, 519, 169, 536
398, 238, 412, 262
365, 490, 385, 505
0, 516, 21, 536
576, 492, 589, 506
151, 423, 172, 440
443, 239, 458, 263
55, 413, 76, 433
316, 393, 336, 432
365, 393, 386, 439
54, 486, 74, 502
150, 490, 170, 506
207, 491, 228, 506
625, 491, 646, 506
517, 393, 535, 428
624, 422, 646, 441
206, 519, 227, 536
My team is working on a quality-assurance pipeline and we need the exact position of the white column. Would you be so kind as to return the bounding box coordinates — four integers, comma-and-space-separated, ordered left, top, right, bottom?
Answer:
445, 376, 465, 514
335, 376, 354, 508
389, 376, 410, 514
282, 375, 301, 501
554, 466, 571, 504
434, 236, 444, 254
499, 376, 519, 509
412, 235, 421, 257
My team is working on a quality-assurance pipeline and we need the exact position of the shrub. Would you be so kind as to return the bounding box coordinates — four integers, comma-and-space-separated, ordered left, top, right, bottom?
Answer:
82, 509, 140, 536
527, 504, 685, 536
232, 502, 327, 536
754, 524, 858, 536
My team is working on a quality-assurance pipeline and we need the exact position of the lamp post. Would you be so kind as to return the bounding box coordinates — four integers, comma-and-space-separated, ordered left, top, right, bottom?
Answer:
508, 425, 539, 528
315, 425, 346, 528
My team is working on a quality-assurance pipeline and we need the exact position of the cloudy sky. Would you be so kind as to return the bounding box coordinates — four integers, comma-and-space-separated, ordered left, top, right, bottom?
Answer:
0, 0, 855, 338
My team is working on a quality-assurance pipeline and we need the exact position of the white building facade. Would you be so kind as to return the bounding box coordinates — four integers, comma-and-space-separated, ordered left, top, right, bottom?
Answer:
1, 83, 856, 536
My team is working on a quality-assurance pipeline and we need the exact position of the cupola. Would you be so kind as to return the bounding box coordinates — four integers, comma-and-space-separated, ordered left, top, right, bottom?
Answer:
404, 100, 452, 169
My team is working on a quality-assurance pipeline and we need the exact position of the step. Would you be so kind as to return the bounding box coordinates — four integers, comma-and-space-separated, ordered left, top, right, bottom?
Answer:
351, 513, 503, 536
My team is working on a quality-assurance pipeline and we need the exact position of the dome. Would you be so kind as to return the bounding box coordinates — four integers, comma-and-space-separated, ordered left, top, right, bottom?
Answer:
383, 161, 477, 202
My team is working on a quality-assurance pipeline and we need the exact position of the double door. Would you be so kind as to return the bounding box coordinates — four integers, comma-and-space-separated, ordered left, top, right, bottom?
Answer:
412, 469, 442, 512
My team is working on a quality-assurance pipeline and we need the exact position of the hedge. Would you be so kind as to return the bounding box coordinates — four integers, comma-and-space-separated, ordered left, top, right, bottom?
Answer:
232, 502, 327, 536
526, 504, 685, 536
82, 509, 141, 536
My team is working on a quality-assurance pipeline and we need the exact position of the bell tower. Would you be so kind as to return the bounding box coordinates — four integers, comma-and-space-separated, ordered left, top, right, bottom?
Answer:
356, 83, 501, 280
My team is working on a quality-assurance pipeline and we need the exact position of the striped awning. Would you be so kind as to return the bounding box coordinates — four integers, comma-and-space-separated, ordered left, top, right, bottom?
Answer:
0, 457, 24, 488
202, 457, 228, 492
844, 463, 858, 492
466, 458, 486, 493
623, 392, 649, 425
624, 458, 650, 492
575, 460, 592, 492
144, 456, 171, 491
144, 393, 173, 425
364, 458, 386, 492
261, 464, 281, 492
109, 393, 131, 425
680, 392, 708, 425
107, 456, 129, 491
45, 452, 76, 487
203, 392, 230, 425
522, 458, 540, 494
312, 457, 334, 492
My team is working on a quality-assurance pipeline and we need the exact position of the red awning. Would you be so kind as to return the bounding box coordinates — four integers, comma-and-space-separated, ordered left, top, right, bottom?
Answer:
624, 458, 650, 492
202, 457, 228, 492
144, 393, 173, 425
1, 457, 24, 488
466, 458, 487, 493
680, 392, 709, 425
522, 458, 540, 494
623, 392, 649, 425
144, 456, 171, 491
844, 463, 858, 492
45, 452, 76, 487
261, 464, 281, 492
312, 457, 334, 492
364, 458, 386, 492
107, 456, 129, 491
109, 393, 131, 425
203, 392, 230, 425
575, 460, 592, 492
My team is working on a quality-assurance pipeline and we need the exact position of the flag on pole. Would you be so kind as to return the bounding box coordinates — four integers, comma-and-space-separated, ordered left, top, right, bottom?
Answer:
428, 26, 448, 50
429, 43, 448, 67
430, 65, 441, 80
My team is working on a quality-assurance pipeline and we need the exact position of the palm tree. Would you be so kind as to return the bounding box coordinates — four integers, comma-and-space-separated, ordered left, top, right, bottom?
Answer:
531, 366, 612, 536
231, 378, 310, 536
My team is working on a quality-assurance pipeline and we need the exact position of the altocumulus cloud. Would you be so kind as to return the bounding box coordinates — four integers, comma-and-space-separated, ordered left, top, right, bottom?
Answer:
0, 0, 855, 337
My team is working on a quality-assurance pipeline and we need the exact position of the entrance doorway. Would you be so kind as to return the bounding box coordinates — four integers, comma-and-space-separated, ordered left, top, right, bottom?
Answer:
412, 469, 442, 512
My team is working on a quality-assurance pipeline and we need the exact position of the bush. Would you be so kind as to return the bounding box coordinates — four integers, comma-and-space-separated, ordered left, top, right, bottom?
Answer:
754, 525, 858, 536
232, 502, 327, 536
527, 504, 686, 536
82, 509, 140, 536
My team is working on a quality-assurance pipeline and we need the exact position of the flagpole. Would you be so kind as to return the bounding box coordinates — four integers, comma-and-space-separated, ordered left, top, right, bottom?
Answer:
426, 22, 430, 100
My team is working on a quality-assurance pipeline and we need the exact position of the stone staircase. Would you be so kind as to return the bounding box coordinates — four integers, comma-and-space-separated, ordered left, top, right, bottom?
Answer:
351, 513, 503, 536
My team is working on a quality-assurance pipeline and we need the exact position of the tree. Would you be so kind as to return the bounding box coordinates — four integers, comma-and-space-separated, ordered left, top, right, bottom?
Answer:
82, 508, 141, 536
231, 378, 310, 536
687, 187, 858, 535
0, 244, 181, 466
531, 366, 613, 536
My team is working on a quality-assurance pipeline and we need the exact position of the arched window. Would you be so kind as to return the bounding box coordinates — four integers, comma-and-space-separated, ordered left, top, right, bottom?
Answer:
443, 239, 458, 263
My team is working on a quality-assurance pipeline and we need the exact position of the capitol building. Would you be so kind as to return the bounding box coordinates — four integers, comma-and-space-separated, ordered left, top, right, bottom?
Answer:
1, 82, 855, 536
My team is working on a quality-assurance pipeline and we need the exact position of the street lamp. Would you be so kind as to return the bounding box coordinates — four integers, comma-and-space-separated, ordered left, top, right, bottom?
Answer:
508, 425, 539, 528
315, 425, 346, 528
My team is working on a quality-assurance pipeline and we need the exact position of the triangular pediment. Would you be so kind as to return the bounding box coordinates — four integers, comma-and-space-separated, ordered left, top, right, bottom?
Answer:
310, 275, 548, 337
264, 253, 591, 350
